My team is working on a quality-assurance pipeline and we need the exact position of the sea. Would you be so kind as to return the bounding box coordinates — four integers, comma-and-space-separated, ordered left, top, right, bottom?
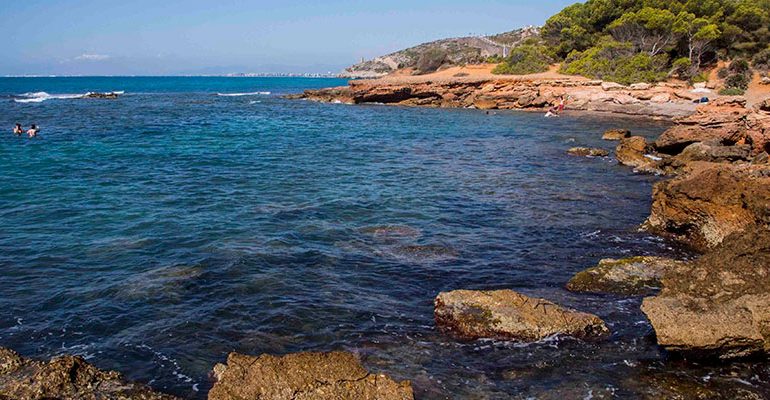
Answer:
0, 77, 767, 399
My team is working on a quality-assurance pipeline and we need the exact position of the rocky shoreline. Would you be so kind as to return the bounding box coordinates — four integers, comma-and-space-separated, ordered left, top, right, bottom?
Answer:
288, 75, 705, 119
3, 82, 770, 399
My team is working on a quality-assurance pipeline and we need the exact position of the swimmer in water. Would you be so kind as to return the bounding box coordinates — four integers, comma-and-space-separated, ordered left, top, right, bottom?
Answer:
13, 123, 23, 135
27, 124, 39, 138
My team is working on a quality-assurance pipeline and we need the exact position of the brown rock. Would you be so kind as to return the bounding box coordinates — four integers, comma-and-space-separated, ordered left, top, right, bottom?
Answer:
615, 136, 662, 174
642, 227, 770, 359
566, 257, 687, 296
208, 351, 414, 400
0, 347, 176, 400
645, 161, 770, 251
674, 141, 752, 163
566, 147, 609, 157
602, 129, 631, 141
655, 104, 752, 154
473, 96, 498, 110
434, 289, 609, 341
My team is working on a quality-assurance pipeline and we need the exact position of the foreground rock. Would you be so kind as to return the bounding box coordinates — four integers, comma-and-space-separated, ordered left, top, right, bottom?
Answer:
209, 351, 414, 400
0, 347, 176, 400
642, 227, 770, 359
566, 147, 609, 157
645, 161, 770, 251
566, 257, 687, 296
434, 289, 609, 341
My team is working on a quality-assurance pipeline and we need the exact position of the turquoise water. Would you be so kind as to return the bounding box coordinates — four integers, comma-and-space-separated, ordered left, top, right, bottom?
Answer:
1, 77, 767, 398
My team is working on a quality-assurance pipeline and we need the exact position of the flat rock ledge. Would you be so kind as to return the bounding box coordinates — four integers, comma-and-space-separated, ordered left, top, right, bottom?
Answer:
209, 351, 414, 400
642, 227, 770, 359
434, 289, 609, 341
566, 256, 687, 296
0, 347, 176, 400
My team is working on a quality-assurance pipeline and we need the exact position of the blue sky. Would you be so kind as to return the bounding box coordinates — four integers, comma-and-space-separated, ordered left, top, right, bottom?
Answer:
2, 1, 575, 75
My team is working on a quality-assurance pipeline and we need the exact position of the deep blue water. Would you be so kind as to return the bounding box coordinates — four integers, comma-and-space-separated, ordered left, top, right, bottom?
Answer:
1, 77, 767, 399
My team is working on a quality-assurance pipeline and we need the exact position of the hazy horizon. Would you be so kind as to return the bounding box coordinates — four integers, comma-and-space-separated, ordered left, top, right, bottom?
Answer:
2, 1, 574, 76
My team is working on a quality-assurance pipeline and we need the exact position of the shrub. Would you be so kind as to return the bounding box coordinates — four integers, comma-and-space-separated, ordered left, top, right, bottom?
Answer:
561, 40, 669, 84
414, 49, 448, 74
729, 58, 751, 75
725, 73, 751, 90
492, 45, 553, 75
672, 57, 692, 78
691, 73, 709, 83
717, 67, 730, 79
719, 87, 746, 95
753, 48, 770, 70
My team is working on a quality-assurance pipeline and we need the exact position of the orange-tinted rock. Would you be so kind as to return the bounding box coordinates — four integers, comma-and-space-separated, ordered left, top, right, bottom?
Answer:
645, 161, 770, 251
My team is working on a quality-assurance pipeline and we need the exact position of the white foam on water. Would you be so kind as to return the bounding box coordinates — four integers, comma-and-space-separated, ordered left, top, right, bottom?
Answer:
14, 91, 124, 103
216, 91, 271, 97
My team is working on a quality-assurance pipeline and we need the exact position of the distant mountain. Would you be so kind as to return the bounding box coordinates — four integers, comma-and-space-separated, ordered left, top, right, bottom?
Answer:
340, 26, 539, 79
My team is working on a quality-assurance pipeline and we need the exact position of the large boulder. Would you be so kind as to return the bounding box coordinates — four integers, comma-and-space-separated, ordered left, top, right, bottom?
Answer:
645, 161, 770, 252
642, 228, 770, 359
0, 347, 176, 400
209, 351, 414, 400
434, 289, 609, 341
566, 257, 687, 296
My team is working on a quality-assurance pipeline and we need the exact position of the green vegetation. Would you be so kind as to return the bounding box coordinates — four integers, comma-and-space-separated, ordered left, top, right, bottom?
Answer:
492, 44, 553, 75
492, 0, 770, 83
414, 48, 448, 74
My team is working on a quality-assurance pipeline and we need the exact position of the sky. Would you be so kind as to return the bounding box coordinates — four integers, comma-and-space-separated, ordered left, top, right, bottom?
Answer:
2, 1, 576, 76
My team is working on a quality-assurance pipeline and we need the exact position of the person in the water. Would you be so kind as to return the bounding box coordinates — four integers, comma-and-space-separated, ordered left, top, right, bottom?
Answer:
13, 123, 23, 135
545, 96, 567, 118
27, 124, 39, 138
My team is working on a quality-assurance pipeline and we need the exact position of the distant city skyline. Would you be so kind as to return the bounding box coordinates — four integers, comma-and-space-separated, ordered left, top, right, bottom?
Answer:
2, 1, 575, 76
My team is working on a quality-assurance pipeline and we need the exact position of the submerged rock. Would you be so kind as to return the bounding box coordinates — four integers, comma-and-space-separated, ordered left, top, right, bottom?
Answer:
359, 225, 421, 240
434, 289, 609, 341
602, 129, 631, 141
0, 347, 176, 400
642, 227, 770, 359
645, 161, 770, 251
567, 147, 609, 157
208, 351, 414, 400
566, 256, 687, 296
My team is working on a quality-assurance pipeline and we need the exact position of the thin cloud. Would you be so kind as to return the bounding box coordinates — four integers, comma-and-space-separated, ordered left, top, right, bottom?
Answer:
75, 54, 111, 61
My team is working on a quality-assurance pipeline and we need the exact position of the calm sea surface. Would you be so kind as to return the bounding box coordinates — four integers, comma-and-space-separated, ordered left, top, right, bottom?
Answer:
0, 77, 767, 399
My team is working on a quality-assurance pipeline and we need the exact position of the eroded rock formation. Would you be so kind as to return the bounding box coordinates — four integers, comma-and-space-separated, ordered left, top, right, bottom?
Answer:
209, 351, 414, 400
0, 347, 176, 400
642, 227, 770, 359
566, 257, 687, 296
645, 161, 770, 251
434, 289, 609, 341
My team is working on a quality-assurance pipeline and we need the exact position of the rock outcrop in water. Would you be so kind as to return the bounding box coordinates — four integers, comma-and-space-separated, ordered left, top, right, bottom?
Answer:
208, 351, 414, 400
644, 161, 770, 252
602, 129, 631, 141
434, 289, 609, 341
642, 227, 770, 359
294, 78, 698, 118
566, 147, 609, 157
566, 257, 687, 296
0, 347, 176, 400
